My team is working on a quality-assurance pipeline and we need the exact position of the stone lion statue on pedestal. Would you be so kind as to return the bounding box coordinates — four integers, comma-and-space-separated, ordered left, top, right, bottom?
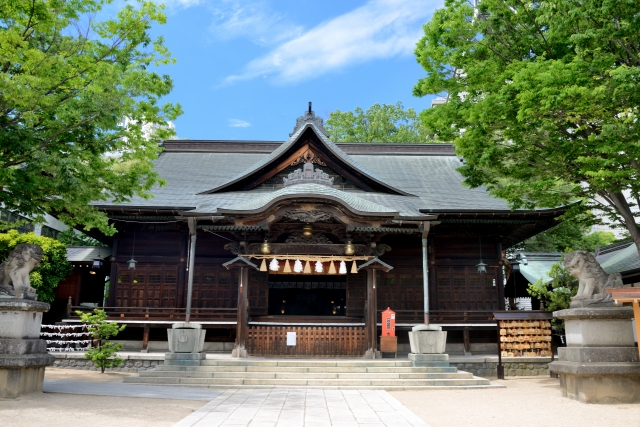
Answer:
0, 243, 43, 300
564, 251, 621, 308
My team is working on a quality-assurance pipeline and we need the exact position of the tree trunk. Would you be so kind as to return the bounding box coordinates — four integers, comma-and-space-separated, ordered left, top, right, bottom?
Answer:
604, 191, 640, 259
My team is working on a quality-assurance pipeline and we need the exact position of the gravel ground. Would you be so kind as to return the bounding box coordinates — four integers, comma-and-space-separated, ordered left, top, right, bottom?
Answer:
391, 376, 640, 427
0, 369, 203, 427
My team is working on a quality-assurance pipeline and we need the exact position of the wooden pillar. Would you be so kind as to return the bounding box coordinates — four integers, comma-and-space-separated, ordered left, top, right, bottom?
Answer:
108, 238, 118, 307
223, 257, 257, 358
142, 323, 150, 353
358, 257, 393, 359
366, 269, 377, 359
463, 327, 471, 355
234, 266, 249, 358
496, 242, 506, 310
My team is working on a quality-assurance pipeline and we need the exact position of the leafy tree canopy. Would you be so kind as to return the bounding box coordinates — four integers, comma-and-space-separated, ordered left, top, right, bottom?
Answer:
326, 102, 428, 142
57, 228, 106, 247
414, 0, 640, 257
528, 261, 577, 328
0, 0, 181, 235
521, 222, 617, 253
0, 230, 72, 302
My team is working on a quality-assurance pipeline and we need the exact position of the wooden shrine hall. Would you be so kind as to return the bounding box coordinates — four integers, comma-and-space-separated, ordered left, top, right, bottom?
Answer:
73, 105, 564, 357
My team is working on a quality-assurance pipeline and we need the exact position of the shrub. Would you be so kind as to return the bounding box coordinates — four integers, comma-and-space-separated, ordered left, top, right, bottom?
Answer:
77, 309, 126, 373
0, 230, 72, 302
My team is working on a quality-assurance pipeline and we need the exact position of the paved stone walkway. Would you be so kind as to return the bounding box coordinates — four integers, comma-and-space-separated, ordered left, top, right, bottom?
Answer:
43, 380, 224, 401
174, 388, 430, 427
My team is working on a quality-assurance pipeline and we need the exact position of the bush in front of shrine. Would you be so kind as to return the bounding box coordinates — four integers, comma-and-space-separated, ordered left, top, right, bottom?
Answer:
77, 309, 126, 373
0, 230, 72, 303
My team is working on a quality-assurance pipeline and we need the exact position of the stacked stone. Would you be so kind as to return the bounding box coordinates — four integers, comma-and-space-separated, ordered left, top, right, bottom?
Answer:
0, 299, 55, 398
51, 356, 163, 372
550, 307, 640, 403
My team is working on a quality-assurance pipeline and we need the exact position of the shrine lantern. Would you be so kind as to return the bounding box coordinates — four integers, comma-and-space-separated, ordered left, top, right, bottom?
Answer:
381, 307, 396, 337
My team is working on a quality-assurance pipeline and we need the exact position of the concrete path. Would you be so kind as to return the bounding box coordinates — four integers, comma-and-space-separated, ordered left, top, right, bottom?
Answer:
173, 388, 430, 427
43, 380, 224, 401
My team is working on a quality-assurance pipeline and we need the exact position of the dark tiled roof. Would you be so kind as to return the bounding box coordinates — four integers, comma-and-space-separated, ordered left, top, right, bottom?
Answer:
96, 126, 536, 217
67, 246, 112, 262
597, 243, 640, 275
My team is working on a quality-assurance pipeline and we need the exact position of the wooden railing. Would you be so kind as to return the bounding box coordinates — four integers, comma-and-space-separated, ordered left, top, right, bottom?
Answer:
247, 325, 366, 357
68, 306, 238, 322
377, 309, 496, 324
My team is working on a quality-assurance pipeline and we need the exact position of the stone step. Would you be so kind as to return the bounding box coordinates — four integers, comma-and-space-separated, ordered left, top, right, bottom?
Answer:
136, 370, 474, 380
163, 359, 415, 367
120, 381, 501, 390
153, 365, 457, 373
124, 376, 488, 387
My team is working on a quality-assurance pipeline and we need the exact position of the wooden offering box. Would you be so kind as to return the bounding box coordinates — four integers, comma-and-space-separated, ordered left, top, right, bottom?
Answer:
380, 336, 398, 357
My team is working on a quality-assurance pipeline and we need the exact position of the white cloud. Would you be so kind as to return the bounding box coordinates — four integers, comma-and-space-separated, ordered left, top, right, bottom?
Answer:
208, 1, 303, 46
161, 0, 302, 46
228, 119, 251, 128
224, 0, 439, 85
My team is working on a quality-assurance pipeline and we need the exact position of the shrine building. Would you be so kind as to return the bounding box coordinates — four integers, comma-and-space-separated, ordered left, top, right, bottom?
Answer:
74, 105, 564, 357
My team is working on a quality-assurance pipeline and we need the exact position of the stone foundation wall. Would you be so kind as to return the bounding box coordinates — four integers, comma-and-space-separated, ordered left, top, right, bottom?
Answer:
51, 353, 164, 372
449, 356, 551, 377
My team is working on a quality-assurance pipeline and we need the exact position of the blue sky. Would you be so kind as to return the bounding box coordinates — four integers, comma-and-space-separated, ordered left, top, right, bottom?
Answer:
145, 0, 443, 140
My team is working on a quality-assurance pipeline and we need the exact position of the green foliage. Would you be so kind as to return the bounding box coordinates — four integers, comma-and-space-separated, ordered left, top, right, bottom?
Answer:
76, 308, 126, 373
326, 102, 428, 142
0, 0, 182, 235
57, 229, 106, 247
522, 222, 617, 253
0, 230, 71, 302
528, 261, 578, 329
413, 0, 640, 256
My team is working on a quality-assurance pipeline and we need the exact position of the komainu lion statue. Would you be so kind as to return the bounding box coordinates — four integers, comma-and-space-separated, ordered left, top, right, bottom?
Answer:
564, 251, 621, 307
0, 243, 43, 300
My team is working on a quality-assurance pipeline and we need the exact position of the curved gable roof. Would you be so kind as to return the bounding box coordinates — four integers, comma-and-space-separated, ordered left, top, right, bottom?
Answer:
198, 123, 412, 196
217, 183, 399, 217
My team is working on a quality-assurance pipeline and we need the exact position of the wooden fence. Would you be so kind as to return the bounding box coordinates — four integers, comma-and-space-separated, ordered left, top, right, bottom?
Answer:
247, 325, 366, 357
69, 305, 237, 321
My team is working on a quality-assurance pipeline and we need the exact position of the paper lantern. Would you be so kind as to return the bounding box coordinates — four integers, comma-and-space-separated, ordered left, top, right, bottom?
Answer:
339, 261, 347, 274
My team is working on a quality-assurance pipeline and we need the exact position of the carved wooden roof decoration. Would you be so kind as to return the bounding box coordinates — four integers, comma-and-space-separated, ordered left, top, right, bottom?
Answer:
198, 124, 411, 196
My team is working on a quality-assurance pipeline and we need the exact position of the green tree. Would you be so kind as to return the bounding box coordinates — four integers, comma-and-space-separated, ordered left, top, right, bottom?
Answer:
0, 0, 181, 235
76, 308, 125, 373
326, 102, 428, 142
0, 230, 72, 302
413, 0, 640, 257
522, 223, 616, 253
57, 229, 106, 247
528, 261, 578, 328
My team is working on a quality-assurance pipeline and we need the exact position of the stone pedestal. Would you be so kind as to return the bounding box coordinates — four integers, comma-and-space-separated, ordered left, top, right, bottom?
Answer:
167, 322, 206, 353
549, 307, 640, 403
408, 324, 447, 355
0, 298, 54, 398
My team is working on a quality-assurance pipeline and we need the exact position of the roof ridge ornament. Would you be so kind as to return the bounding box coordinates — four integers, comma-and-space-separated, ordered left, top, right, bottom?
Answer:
290, 102, 328, 137
283, 162, 334, 187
